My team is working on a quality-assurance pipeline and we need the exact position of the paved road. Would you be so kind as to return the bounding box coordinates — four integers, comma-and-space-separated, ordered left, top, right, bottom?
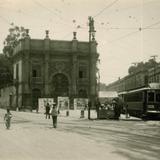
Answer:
0, 109, 160, 160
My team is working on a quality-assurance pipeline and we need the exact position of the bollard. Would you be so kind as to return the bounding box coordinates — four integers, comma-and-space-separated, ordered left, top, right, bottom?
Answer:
80, 110, 84, 118
66, 110, 69, 116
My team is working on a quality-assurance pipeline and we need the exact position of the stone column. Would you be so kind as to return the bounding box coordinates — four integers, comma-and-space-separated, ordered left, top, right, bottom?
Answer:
44, 30, 50, 97
71, 32, 78, 109
71, 32, 78, 96
22, 30, 31, 108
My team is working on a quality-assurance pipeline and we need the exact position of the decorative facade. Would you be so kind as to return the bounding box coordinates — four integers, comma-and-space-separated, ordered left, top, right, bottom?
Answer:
11, 30, 99, 110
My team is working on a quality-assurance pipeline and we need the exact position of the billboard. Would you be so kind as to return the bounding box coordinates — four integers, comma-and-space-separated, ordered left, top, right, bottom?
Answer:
57, 97, 69, 110
38, 98, 54, 113
74, 98, 88, 110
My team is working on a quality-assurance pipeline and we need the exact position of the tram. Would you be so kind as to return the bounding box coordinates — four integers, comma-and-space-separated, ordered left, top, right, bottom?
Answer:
118, 83, 160, 119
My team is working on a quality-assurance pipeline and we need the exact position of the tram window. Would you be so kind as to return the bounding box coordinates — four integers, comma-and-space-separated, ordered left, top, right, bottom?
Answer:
126, 92, 143, 102
148, 92, 154, 102
156, 93, 160, 102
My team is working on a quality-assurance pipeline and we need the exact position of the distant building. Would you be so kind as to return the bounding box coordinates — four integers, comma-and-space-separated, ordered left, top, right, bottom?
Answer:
106, 64, 160, 93
1, 30, 98, 110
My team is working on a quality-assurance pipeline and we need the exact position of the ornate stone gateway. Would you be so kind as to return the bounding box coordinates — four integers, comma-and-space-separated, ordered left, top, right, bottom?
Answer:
12, 21, 98, 110
51, 73, 69, 98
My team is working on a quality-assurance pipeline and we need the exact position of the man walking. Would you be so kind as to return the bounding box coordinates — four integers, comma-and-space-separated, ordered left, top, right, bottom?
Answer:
51, 103, 58, 128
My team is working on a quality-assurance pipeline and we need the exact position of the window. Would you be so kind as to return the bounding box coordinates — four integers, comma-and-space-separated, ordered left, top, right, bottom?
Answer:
125, 92, 143, 102
16, 63, 19, 80
32, 65, 41, 77
79, 66, 87, 79
79, 71, 83, 78
32, 69, 37, 77
148, 92, 154, 102
156, 93, 160, 102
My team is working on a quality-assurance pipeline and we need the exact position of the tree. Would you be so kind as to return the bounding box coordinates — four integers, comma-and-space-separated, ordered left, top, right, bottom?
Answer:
0, 54, 13, 88
128, 59, 159, 74
3, 24, 26, 58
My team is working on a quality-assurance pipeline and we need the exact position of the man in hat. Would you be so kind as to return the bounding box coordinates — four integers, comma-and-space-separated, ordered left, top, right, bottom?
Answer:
51, 103, 58, 128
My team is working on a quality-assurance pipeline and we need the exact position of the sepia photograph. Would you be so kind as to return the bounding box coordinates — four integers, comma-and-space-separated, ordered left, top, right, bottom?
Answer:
0, 0, 160, 160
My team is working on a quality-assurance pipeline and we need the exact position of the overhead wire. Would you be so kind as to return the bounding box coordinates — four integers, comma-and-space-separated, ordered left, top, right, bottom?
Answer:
0, 15, 11, 25
31, 0, 72, 27
93, 0, 119, 18
107, 18, 160, 44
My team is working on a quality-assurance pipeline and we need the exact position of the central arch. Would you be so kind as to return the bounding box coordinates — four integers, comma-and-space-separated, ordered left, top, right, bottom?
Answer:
51, 73, 69, 98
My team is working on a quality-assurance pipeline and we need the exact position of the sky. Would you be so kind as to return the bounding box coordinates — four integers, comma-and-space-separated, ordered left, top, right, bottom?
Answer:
0, 0, 160, 85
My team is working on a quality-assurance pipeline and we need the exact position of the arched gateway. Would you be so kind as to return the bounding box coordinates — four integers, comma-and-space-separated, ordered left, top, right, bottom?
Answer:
51, 73, 69, 98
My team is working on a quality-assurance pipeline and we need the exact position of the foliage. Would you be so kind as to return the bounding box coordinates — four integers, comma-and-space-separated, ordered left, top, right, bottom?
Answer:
128, 59, 159, 74
3, 25, 26, 57
0, 54, 13, 88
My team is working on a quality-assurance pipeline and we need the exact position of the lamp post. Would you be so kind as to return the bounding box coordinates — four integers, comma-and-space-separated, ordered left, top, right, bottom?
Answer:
88, 16, 97, 119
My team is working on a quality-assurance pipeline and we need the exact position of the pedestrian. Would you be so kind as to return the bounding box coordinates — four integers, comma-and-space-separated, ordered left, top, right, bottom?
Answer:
112, 99, 120, 120
4, 108, 12, 129
95, 99, 101, 119
45, 103, 50, 119
51, 103, 58, 128
125, 104, 130, 118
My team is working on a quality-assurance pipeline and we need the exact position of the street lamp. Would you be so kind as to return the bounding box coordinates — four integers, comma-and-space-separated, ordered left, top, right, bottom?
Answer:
88, 16, 96, 120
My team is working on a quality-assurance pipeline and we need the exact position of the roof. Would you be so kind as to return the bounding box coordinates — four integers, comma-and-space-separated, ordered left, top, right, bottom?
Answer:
99, 91, 118, 98
118, 83, 160, 95
148, 83, 160, 89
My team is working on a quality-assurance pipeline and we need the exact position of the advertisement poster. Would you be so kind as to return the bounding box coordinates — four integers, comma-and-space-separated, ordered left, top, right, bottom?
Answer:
38, 98, 54, 113
74, 98, 88, 110
57, 97, 69, 110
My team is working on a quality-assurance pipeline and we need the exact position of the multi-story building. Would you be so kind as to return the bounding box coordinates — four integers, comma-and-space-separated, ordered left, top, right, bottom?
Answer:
0, 30, 99, 110
106, 69, 148, 92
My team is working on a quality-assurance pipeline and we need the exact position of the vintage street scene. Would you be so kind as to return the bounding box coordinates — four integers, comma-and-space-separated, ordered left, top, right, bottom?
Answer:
0, 0, 160, 160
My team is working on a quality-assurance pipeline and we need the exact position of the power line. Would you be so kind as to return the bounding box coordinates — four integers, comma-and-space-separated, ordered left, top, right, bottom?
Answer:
0, 15, 11, 25
31, 0, 71, 27
107, 19, 160, 43
93, 0, 119, 18
143, 20, 160, 29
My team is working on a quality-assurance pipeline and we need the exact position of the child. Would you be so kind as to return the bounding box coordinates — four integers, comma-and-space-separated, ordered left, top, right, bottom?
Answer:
4, 109, 12, 129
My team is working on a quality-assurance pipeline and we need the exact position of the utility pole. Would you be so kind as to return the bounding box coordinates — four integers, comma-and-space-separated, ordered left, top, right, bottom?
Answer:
88, 16, 96, 120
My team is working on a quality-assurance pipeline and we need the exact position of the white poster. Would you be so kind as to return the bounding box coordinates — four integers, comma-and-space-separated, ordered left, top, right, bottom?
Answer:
74, 98, 88, 110
57, 97, 69, 110
38, 98, 54, 113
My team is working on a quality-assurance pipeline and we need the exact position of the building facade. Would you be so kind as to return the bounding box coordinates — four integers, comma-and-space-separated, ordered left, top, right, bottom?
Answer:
106, 65, 160, 93
11, 30, 99, 110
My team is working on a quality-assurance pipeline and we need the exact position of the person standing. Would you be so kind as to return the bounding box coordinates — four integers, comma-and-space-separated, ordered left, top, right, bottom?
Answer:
4, 109, 12, 129
95, 99, 101, 119
45, 103, 50, 119
112, 99, 119, 120
51, 103, 58, 128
